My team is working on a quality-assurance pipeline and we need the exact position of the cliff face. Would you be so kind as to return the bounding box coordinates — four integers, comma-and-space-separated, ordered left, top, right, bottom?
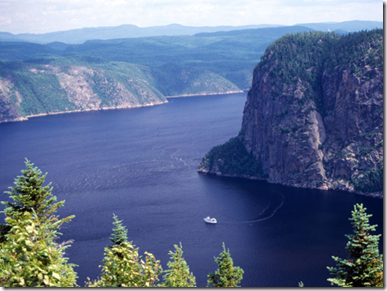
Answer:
200, 30, 383, 194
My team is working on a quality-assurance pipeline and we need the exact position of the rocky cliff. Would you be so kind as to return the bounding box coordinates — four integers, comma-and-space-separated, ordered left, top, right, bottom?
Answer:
199, 30, 383, 194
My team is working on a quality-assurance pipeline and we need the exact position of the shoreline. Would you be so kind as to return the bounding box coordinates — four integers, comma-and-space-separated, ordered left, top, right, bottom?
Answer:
197, 171, 383, 199
0, 91, 249, 124
0, 100, 168, 124
166, 90, 247, 98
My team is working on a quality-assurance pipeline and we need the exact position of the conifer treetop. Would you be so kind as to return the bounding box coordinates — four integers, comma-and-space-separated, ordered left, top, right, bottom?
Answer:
207, 242, 244, 287
0, 160, 77, 287
1, 159, 73, 242
109, 214, 128, 247
3, 159, 57, 218
327, 203, 383, 287
159, 242, 196, 287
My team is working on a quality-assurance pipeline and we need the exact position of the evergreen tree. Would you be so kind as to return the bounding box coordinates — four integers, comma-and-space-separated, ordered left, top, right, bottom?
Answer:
207, 243, 244, 287
159, 243, 196, 287
0, 160, 77, 287
1, 159, 73, 241
87, 215, 162, 287
327, 204, 383, 287
109, 214, 128, 247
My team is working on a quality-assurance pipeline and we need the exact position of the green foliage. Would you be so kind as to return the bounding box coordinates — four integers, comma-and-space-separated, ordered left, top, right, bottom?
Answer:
1, 28, 382, 122
258, 31, 340, 115
327, 204, 383, 287
298, 281, 304, 287
150, 63, 239, 96
109, 214, 128, 247
87, 217, 162, 287
200, 137, 265, 177
0, 211, 77, 287
326, 29, 383, 73
257, 29, 383, 116
12, 70, 75, 116
0, 42, 54, 62
207, 243, 244, 287
1, 159, 74, 241
261, 31, 339, 81
159, 243, 196, 287
0, 26, 317, 120
89, 61, 165, 105
352, 163, 383, 193
87, 242, 162, 287
0, 160, 77, 287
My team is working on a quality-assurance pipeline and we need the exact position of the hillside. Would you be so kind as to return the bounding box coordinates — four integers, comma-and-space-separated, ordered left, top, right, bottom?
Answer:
0, 24, 281, 44
0, 24, 382, 124
0, 21, 381, 44
0, 60, 169, 122
198, 29, 383, 194
0, 26, 316, 123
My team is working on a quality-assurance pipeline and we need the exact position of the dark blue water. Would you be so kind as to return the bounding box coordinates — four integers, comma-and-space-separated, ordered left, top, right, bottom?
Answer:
0, 93, 383, 287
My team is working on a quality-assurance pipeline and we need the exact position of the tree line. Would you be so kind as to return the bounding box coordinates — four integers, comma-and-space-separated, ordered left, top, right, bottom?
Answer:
0, 160, 383, 287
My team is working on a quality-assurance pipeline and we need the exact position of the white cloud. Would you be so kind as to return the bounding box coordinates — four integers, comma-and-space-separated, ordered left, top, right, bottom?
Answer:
0, 0, 382, 34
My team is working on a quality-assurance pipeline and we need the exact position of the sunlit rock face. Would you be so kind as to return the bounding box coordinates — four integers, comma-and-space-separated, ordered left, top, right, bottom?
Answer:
224, 30, 383, 193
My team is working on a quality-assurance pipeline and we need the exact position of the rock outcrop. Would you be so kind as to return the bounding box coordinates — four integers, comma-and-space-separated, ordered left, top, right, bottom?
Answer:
199, 30, 383, 194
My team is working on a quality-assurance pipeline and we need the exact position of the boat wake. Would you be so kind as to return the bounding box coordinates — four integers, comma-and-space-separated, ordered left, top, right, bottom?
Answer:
245, 193, 285, 223
219, 190, 285, 224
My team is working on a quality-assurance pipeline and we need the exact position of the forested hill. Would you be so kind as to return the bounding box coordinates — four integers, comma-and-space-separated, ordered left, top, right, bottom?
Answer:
0, 23, 382, 124
199, 29, 383, 195
0, 20, 381, 44
0, 25, 315, 123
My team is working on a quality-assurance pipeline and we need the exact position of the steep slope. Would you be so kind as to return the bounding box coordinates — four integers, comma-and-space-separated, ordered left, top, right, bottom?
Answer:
199, 29, 383, 194
0, 61, 167, 122
0, 26, 317, 123
61, 26, 315, 89
1, 26, 382, 125
0, 58, 244, 123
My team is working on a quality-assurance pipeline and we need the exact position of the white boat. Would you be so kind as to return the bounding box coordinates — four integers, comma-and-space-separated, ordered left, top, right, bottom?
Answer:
204, 216, 217, 224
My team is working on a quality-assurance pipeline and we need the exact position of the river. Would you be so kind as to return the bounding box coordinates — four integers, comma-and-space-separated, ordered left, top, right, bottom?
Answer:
0, 93, 383, 287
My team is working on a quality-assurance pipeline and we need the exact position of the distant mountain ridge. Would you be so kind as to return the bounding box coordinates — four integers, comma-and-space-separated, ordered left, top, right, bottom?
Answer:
0, 25, 316, 106
294, 20, 382, 33
0, 23, 282, 44
0, 24, 382, 125
0, 21, 382, 44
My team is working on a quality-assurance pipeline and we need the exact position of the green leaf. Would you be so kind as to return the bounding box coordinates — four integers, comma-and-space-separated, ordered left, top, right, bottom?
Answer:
52, 272, 61, 280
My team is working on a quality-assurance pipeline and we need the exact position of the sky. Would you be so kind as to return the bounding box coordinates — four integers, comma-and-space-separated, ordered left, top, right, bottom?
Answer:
0, 0, 383, 34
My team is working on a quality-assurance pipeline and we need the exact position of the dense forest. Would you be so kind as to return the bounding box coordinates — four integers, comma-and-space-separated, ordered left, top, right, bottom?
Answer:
198, 137, 266, 178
